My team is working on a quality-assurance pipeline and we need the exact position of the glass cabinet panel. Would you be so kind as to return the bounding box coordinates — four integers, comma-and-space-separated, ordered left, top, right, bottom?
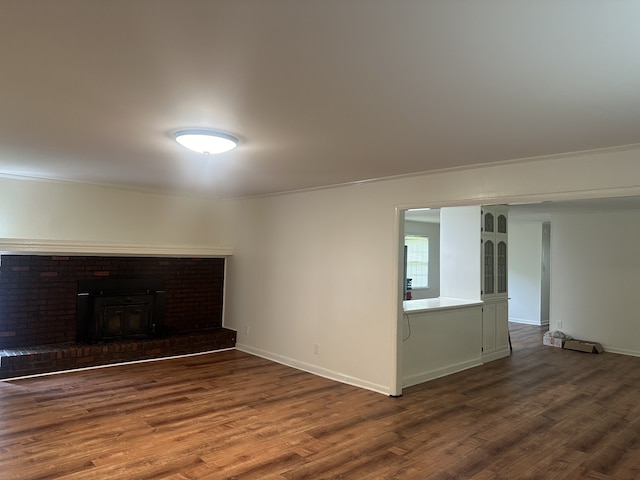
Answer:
484, 240, 494, 295
484, 212, 494, 233
497, 215, 507, 234
497, 241, 507, 293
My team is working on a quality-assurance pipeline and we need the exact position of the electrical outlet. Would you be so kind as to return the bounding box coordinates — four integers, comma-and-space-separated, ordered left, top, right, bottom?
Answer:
313, 343, 319, 355
243, 325, 250, 335
557, 321, 563, 329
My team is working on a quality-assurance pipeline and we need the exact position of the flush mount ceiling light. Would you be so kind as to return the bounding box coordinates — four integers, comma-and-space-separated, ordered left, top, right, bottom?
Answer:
174, 129, 238, 154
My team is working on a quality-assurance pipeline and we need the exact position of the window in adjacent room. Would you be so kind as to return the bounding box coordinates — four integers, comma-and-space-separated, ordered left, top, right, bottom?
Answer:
405, 235, 429, 288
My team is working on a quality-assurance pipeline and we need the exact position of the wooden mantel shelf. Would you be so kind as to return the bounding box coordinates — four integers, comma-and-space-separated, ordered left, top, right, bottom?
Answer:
0, 238, 233, 257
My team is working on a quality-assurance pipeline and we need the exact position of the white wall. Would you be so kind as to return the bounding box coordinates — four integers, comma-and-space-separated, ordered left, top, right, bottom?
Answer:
0, 176, 232, 248
225, 186, 397, 394
509, 222, 544, 325
440, 206, 481, 300
551, 211, 640, 356
226, 145, 640, 395
404, 220, 440, 299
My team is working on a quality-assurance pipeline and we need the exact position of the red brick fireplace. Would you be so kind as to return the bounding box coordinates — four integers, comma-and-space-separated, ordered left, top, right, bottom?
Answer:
0, 255, 236, 378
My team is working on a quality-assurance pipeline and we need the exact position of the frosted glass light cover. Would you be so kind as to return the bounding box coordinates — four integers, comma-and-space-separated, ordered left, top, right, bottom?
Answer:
174, 130, 237, 154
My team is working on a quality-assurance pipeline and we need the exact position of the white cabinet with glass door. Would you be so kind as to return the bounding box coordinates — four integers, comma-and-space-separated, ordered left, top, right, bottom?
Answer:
481, 205, 510, 361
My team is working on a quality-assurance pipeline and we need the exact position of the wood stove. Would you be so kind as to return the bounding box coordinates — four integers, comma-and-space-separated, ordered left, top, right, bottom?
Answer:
77, 278, 166, 343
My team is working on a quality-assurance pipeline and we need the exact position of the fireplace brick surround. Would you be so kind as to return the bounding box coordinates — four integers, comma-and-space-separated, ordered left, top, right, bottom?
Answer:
0, 255, 236, 378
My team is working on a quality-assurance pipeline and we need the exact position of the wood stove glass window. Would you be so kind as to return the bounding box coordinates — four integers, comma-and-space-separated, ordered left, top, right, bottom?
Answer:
96, 295, 154, 340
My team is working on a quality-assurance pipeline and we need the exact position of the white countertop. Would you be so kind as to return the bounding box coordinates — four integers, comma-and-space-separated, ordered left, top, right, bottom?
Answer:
403, 297, 483, 314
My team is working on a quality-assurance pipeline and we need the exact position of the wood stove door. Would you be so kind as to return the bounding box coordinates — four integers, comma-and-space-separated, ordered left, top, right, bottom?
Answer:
96, 294, 154, 341
102, 305, 125, 338
123, 304, 152, 337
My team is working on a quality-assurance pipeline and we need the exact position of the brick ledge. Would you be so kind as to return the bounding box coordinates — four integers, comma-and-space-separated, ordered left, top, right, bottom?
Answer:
0, 328, 237, 379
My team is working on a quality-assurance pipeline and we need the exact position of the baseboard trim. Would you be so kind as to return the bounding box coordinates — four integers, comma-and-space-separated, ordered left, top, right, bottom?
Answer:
236, 343, 391, 395
509, 317, 547, 326
482, 347, 511, 363
600, 345, 640, 357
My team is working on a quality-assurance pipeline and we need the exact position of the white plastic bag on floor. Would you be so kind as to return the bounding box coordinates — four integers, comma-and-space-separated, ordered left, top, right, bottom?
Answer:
544, 330, 572, 340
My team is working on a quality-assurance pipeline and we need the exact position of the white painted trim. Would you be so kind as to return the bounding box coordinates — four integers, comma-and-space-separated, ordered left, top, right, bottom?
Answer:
236, 343, 391, 396
509, 317, 544, 326
395, 185, 640, 214
236, 143, 640, 200
0, 171, 223, 199
600, 346, 640, 358
221, 258, 230, 328
393, 207, 405, 397
0, 238, 232, 257
482, 347, 511, 363
402, 357, 483, 388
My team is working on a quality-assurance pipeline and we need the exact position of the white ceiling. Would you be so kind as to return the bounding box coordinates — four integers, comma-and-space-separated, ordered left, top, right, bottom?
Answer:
1, 1, 639, 198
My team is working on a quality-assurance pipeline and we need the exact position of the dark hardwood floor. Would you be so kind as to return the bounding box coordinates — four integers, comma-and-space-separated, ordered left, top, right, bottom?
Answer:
1, 323, 639, 479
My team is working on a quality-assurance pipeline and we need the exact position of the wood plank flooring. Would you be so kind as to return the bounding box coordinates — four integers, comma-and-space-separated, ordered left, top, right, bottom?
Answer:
1, 323, 639, 479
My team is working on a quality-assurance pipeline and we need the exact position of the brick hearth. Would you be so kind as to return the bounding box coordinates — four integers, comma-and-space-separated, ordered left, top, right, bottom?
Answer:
0, 329, 236, 379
